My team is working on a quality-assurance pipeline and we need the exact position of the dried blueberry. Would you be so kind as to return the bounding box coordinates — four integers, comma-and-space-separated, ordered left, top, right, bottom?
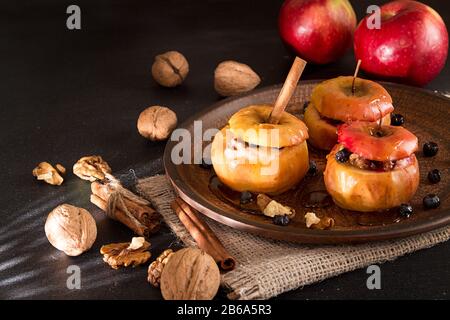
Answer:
307, 161, 318, 176
335, 148, 351, 163
423, 194, 440, 209
240, 191, 253, 205
273, 215, 290, 226
399, 203, 413, 218
390, 113, 405, 126
423, 142, 439, 157
427, 169, 441, 184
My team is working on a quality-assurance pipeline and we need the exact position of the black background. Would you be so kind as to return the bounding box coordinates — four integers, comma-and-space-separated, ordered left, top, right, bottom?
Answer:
0, 0, 449, 299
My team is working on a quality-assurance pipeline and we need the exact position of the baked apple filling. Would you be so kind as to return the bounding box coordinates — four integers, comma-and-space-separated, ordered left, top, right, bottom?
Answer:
347, 152, 414, 171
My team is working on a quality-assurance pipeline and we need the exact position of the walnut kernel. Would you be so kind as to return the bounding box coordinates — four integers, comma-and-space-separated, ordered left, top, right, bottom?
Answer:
151, 51, 189, 87
45, 204, 97, 256
73, 155, 111, 182
147, 249, 174, 287
305, 212, 335, 230
214, 60, 261, 97
55, 164, 66, 175
100, 237, 151, 269
33, 162, 64, 186
256, 194, 295, 218
137, 106, 177, 141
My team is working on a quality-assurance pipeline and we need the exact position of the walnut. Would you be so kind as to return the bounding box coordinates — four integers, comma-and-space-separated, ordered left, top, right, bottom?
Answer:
137, 106, 177, 141
33, 162, 64, 186
160, 248, 220, 300
45, 204, 97, 256
100, 237, 151, 269
214, 60, 260, 97
147, 249, 174, 287
73, 155, 111, 181
256, 194, 295, 218
304, 212, 335, 230
151, 51, 189, 87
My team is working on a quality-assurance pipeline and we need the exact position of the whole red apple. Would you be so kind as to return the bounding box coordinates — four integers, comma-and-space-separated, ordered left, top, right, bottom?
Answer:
278, 0, 356, 64
354, 0, 448, 86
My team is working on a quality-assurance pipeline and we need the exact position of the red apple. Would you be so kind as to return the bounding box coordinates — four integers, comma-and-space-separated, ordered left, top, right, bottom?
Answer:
278, 0, 357, 64
354, 0, 449, 86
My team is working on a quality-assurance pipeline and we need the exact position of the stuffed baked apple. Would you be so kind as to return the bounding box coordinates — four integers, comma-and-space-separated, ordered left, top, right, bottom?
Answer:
324, 122, 419, 212
305, 76, 393, 150
211, 105, 309, 195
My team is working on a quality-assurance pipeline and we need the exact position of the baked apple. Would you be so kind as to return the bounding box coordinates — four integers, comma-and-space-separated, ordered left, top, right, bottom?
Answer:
324, 122, 419, 212
304, 76, 393, 150
211, 104, 309, 195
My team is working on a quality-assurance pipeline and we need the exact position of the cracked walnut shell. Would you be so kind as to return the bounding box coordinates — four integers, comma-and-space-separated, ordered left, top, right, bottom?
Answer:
160, 248, 220, 300
45, 204, 97, 256
33, 162, 64, 185
147, 249, 174, 287
73, 155, 111, 181
100, 237, 151, 269
151, 51, 189, 87
137, 106, 177, 141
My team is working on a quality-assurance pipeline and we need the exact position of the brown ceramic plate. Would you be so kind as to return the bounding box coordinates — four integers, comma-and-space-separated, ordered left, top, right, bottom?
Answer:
164, 80, 450, 244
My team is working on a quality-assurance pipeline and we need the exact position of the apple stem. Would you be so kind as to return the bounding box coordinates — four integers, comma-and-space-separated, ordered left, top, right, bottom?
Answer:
269, 56, 307, 124
352, 59, 362, 95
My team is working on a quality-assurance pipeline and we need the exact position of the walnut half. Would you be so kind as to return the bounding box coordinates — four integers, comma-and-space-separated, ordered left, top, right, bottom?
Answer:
32, 162, 64, 185
73, 155, 111, 182
100, 237, 151, 269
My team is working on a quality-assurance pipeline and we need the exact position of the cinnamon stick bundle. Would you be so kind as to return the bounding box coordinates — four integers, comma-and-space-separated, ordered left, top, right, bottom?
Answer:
90, 180, 160, 237
171, 197, 236, 272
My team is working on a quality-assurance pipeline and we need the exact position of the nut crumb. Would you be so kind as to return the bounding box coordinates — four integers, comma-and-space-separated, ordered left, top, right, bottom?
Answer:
55, 164, 66, 175
32, 162, 64, 185
73, 155, 111, 181
257, 194, 295, 218
100, 237, 151, 269
305, 212, 335, 230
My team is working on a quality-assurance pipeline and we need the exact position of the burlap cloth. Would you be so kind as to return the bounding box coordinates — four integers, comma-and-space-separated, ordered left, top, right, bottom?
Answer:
137, 174, 450, 300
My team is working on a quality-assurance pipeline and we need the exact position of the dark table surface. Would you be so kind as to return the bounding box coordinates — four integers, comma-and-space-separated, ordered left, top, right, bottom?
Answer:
1, 0, 449, 300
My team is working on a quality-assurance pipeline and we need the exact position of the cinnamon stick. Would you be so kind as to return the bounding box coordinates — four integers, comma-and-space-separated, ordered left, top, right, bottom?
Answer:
171, 197, 236, 272
269, 56, 307, 124
91, 181, 159, 226
90, 194, 155, 237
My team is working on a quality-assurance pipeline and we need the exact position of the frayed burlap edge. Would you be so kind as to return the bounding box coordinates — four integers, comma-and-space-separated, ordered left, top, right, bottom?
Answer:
137, 174, 450, 300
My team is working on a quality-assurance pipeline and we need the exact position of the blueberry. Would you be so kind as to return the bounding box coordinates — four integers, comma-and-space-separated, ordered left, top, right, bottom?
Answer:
240, 191, 253, 205
307, 161, 318, 176
390, 113, 405, 126
423, 194, 440, 209
200, 157, 212, 169
335, 148, 351, 163
423, 142, 439, 157
399, 203, 413, 218
427, 169, 441, 184
273, 215, 290, 226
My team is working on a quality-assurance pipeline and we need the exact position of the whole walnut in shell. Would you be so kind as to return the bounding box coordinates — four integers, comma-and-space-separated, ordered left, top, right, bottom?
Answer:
160, 248, 220, 300
45, 204, 97, 256
152, 51, 189, 87
137, 106, 177, 141
214, 60, 261, 97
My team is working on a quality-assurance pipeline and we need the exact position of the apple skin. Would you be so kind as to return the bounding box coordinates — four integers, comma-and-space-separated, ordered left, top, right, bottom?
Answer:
354, 0, 449, 86
278, 0, 357, 64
